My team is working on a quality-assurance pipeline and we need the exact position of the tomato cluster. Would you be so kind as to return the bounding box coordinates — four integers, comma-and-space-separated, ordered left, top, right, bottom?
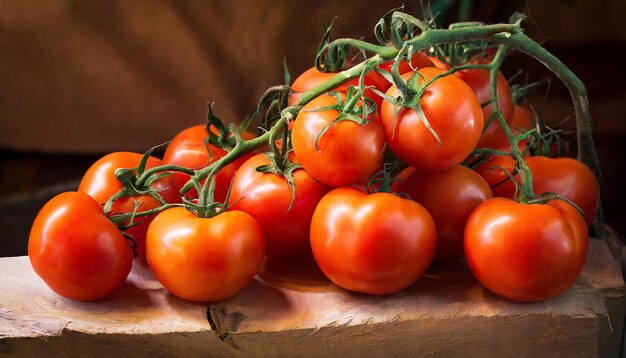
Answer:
27, 14, 600, 305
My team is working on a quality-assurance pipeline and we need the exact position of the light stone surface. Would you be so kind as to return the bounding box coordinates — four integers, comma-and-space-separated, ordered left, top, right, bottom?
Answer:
0, 239, 623, 357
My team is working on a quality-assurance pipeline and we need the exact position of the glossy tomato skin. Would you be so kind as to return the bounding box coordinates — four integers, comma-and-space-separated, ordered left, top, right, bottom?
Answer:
310, 187, 437, 295
292, 94, 385, 187
394, 165, 493, 262
162, 125, 252, 202
464, 198, 588, 302
289, 66, 391, 108
525, 156, 599, 226
228, 153, 331, 257
28, 192, 133, 301
78, 152, 181, 260
427, 57, 514, 149
457, 68, 514, 148
475, 155, 599, 226
381, 68, 484, 172
146, 208, 265, 302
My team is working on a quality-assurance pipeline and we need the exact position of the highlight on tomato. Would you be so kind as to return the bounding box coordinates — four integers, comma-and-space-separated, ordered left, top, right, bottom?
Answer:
394, 164, 493, 262
428, 55, 514, 149
228, 153, 330, 257
78, 151, 182, 260
28, 191, 133, 301
464, 197, 588, 302
380, 67, 484, 172
146, 207, 265, 302
292, 92, 385, 187
310, 186, 437, 295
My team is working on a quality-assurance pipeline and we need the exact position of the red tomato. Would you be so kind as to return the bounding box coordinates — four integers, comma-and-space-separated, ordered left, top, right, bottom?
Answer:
510, 104, 533, 131
292, 93, 385, 187
464, 197, 588, 302
394, 164, 493, 262
78, 152, 181, 260
379, 52, 435, 74
475, 155, 598, 226
380, 68, 484, 172
428, 56, 449, 70
289, 66, 391, 108
228, 153, 330, 257
474, 121, 524, 150
472, 149, 521, 198
457, 68, 514, 148
29, 192, 133, 301
427, 56, 514, 149
525, 156, 599, 226
146, 207, 265, 302
162, 125, 252, 202
310, 187, 437, 295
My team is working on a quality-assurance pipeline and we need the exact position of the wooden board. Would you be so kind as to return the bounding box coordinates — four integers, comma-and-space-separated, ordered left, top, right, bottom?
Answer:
0, 239, 623, 357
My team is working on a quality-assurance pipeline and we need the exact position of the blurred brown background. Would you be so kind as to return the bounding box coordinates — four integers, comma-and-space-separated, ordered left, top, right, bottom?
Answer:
1, 0, 625, 256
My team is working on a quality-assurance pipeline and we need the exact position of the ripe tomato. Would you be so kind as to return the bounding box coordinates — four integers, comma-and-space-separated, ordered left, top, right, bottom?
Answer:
146, 207, 265, 302
292, 93, 385, 187
428, 56, 514, 149
394, 164, 493, 262
28, 192, 133, 301
228, 153, 330, 257
457, 68, 513, 148
310, 187, 437, 295
525, 156, 599, 226
381, 68, 484, 172
379, 52, 435, 74
464, 197, 588, 302
474, 122, 524, 150
510, 104, 533, 131
78, 152, 181, 260
475, 155, 598, 226
472, 144, 529, 198
289, 66, 391, 108
162, 125, 252, 202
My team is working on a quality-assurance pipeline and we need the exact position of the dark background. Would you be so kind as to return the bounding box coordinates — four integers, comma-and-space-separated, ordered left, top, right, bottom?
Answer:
1, 0, 625, 256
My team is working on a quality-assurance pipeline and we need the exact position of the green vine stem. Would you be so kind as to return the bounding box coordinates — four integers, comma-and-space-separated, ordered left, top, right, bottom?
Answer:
103, 11, 600, 227
486, 44, 535, 202
109, 203, 183, 226
488, 32, 599, 178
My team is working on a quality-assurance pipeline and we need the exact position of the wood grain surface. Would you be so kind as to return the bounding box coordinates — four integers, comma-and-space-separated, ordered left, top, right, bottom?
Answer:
0, 239, 623, 357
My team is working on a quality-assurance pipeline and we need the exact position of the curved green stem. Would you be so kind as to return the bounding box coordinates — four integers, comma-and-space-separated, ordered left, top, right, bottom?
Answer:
109, 203, 183, 226
135, 165, 196, 188
490, 32, 600, 178
487, 44, 535, 202
103, 189, 128, 214
180, 114, 289, 195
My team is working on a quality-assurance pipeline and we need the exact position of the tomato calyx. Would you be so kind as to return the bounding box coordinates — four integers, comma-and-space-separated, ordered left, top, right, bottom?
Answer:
364, 151, 406, 194
103, 146, 188, 221
303, 88, 378, 153
180, 176, 232, 219
254, 120, 302, 212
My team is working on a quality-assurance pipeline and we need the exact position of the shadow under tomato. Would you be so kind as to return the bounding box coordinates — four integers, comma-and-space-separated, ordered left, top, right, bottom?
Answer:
257, 253, 335, 293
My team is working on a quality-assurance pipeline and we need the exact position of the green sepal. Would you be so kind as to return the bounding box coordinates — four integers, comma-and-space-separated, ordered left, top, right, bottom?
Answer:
256, 149, 302, 213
